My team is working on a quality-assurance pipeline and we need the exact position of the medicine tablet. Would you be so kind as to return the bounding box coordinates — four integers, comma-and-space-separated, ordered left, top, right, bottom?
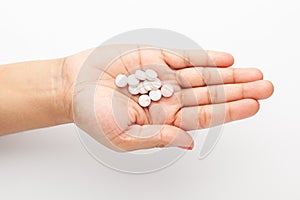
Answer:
137, 83, 148, 94
138, 94, 151, 107
115, 74, 128, 88
150, 78, 161, 89
127, 74, 139, 86
128, 85, 139, 95
135, 70, 146, 81
145, 69, 158, 80
149, 89, 162, 101
143, 80, 152, 91
161, 83, 174, 97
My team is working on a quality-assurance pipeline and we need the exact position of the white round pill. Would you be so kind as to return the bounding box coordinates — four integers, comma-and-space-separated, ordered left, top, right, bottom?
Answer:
115, 74, 128, 88
149, 89, 162, 101
138, 94, 151, 107
145, 69, 158, 80
150, 78, 161, 89
127, 74, 139, 86
135, 69, 146, 81
161, 83, 174, 97
143, 80, 152, 91
137, 83, 148, 94
128, 86, 139, 95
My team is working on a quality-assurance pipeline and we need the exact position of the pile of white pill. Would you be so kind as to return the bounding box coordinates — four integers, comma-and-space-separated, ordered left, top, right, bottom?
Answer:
115, 69, 174, 107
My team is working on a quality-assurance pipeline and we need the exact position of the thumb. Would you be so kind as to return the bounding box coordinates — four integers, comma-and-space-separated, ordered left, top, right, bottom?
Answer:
113, 124, 194, 151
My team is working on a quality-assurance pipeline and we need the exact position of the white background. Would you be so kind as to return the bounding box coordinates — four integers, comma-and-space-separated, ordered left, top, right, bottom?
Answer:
0, 0, 299, 199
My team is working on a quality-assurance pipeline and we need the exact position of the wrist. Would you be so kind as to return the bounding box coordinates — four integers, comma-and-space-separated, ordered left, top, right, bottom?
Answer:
59, 49, 94, 124
31, 58, 74, 126
56, 57, 75, 124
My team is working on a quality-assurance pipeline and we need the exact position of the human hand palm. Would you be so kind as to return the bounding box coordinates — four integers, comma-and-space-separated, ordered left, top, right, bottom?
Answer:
65, 45, 273, 152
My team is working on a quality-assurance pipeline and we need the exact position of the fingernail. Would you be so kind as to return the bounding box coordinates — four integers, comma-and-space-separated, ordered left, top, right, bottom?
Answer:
178, 146, 193, 150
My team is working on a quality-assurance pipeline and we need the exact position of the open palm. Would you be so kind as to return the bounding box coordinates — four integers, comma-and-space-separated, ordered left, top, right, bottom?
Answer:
65, 45, 273, 152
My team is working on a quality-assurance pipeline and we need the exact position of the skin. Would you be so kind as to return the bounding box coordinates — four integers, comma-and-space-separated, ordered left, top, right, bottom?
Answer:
0, 45, 274, 151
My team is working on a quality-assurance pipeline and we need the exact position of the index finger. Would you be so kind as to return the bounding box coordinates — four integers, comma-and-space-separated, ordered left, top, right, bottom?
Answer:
161, 49, 234, 69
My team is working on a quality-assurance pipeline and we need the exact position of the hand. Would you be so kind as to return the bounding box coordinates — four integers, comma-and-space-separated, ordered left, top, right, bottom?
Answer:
63, 45, 274, 151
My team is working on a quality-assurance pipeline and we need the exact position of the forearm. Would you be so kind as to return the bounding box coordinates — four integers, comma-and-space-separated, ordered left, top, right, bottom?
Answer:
0, 58, 72, 135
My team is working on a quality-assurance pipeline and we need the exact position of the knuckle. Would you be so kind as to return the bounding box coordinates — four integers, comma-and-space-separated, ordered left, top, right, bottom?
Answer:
112, 134, 132, 152
199, 106, 211, 129
175, 69, 185, 86
183, 50, 191, 66
173, 110, 182, 127
203, 68, 212, 84
194, 67, 205, 86
158, 125, 176, 147
210, 87, 218, 104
